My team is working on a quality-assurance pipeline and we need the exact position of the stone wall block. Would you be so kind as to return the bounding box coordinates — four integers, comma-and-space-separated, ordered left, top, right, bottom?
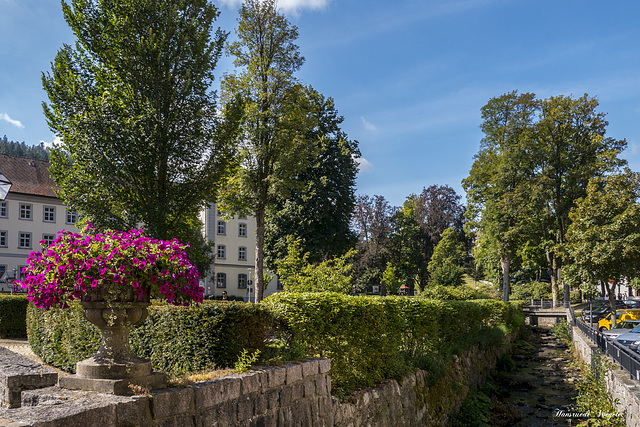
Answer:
114, 396, 152, 426
254, 392, 267, 415
193, 376, 241, 409
317, 358, 331, 374
264, 389, 279, 411
152, 387, 195, 420
301, 359, 319, 377
237, 393, 256, 421
291, 383, 304, 402
248, 412, 277, 427
279, 384, 292, 407
314, 376, 327, 396
265, 366, 286, 390
277, 406, 293, 426
156, 414, 196, 427
241, 371, 261, 395
285, 363, 303, 385
303, 378, 316, 398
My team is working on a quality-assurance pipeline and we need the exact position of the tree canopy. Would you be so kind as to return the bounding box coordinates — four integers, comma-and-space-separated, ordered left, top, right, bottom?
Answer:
42, 0, 239, 274
219, 0, 319, 302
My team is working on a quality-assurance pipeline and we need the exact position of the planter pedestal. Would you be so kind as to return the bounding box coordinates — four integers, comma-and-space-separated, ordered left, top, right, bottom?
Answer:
59, 300, 166, 394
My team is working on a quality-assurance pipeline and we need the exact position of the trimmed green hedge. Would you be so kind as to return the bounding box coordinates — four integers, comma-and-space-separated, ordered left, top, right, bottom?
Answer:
262, 293, 524, 389
27, 301, 280, 375
0, 294, 29, 338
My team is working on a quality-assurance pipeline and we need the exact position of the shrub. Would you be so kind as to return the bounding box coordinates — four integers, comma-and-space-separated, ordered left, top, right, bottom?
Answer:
509, 281, 552, 301
0, 295, 29, 338
418, 285, 491, 300
27, 300, 280, 376
262, 293, 524, 389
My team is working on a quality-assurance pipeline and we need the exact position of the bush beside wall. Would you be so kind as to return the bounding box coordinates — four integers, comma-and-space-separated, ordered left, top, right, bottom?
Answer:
262, 293, 524, 389
0, 294, 29, 338
26, 300, 280, 375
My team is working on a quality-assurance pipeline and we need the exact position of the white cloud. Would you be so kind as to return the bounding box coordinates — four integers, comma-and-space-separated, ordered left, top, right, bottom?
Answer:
355, 157, 373, 172
0, 113, 24, 129
218, 0, 328, 12
361, 116, 377, 132
40, 136, 62, 149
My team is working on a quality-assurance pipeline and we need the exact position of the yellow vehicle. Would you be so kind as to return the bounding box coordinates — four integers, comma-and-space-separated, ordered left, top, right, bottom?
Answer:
598, 309, 640, 331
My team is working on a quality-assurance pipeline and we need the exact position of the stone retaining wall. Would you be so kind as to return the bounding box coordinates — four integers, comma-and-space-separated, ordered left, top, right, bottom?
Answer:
0, 338, 513, 426
572, 326, 640, 426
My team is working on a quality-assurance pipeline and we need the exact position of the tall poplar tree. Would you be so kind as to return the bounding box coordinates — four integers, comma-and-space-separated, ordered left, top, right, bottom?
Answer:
42, 0, 239, 274
219, 0, 317, 302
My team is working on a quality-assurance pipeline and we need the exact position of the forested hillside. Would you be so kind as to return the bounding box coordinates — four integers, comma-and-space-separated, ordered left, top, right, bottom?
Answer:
0, 136, 50, 161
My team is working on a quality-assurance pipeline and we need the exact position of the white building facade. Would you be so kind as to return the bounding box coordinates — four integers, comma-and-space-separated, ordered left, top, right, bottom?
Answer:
0, 154, 79, 291
200, 203, 281, 302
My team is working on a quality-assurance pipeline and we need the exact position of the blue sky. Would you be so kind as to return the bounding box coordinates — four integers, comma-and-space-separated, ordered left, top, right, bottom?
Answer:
2, 0, 640, 207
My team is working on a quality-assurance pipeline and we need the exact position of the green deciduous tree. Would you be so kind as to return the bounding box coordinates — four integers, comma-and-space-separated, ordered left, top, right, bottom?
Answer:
265, 90, 359, 268
564, 169, 640, 327
533, 94, 627, 306
42, 0, 238, 275
219, 0, 317, 302
463, 91, 538, 301
275, 237, 354, 294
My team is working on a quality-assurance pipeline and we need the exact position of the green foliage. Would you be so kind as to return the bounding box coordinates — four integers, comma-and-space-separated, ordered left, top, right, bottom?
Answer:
428, 227, 466, 274
564, 170, 640, 317
574, 352, 625, 426
418, 285, 490, 301
275, 237, 354, 293
551, 320, 572, 344
264, 90, 359, 267
450, 389, 494, 427
429, 262, 466, 287
27, 301, 280, 376
220, 0, 321, 303
42, 0, 237, 250
234, 349, 261, 373
0, 295, 29, 338
262, 292, 523, 389
509, 281, 552, 301
382, 262, 402, 295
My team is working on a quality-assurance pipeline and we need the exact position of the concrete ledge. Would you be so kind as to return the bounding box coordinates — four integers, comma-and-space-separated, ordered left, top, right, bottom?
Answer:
0, 347, 58, 408
58, 371, 166, 395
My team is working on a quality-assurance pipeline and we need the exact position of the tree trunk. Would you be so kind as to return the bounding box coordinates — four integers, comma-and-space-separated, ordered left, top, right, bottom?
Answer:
254, 206, 265, 303
547, 251, 560, 308
501, 255, 510, 302
606, 281, 618, 330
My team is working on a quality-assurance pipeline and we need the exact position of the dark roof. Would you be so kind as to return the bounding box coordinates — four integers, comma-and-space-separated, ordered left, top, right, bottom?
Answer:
0, 153, 58, 198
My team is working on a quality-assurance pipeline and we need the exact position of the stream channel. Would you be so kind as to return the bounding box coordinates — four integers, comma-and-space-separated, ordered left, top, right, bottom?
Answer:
481, 326, 583, 426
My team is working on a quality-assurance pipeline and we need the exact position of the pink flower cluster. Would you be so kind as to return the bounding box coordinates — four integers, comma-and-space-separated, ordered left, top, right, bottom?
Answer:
18, 226, 204, 309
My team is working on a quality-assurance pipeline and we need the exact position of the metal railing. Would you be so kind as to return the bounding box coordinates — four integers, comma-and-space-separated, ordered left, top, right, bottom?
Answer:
575, 317, 640, 381
527, 299, 572, 309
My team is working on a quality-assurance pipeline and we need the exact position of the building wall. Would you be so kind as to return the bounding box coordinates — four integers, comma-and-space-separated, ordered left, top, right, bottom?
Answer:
200, 203, 281, 301
0, 193, 79, 291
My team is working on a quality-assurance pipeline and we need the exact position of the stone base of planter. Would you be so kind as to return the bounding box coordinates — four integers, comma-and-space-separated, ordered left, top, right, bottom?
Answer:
59, 372, 166, 395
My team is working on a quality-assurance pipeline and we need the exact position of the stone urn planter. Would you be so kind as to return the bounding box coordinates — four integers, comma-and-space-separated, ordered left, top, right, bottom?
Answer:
58, 289, 167, 394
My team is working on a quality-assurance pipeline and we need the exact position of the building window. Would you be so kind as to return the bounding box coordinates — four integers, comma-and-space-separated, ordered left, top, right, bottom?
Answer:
18, 266, 26, 280
217, 221, 226, 235
217, 245, 226, 259
41, 234, 55, 247
238, 274, 247, 289
66, 210, 77, 224
238, 246, 247, 261
43, 206, 56, 223
238, 223, 247, 237
19, 203, 32, 220
0, 202, 7, 218
18, 232, 31, 249
216, 272, 227, 288
0, 265, 6, 278
0, 231, 6, 247
276, 280, 284, 290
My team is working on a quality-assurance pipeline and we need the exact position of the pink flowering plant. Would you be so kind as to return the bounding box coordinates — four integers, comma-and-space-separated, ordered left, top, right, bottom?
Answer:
18, 225, 204, 309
